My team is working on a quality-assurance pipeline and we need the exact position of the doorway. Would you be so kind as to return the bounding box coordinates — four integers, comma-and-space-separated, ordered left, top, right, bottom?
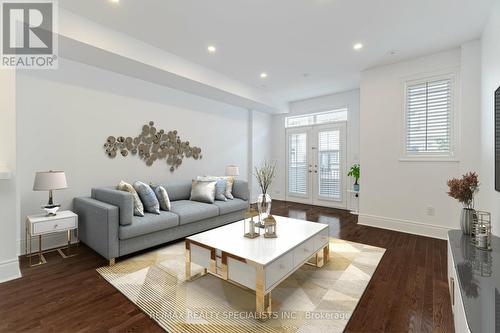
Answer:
286, 121, 347, 209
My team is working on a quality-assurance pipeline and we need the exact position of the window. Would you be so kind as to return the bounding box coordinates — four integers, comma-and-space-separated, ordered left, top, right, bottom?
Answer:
285, 108, 347, 128
405, 76, 454, 157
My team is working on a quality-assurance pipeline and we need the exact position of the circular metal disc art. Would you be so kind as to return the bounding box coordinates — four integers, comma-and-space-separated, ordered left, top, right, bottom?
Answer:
103, 121, 203, 172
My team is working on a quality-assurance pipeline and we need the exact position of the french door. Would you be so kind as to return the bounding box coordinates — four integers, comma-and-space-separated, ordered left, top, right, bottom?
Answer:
286, 122, 347, 209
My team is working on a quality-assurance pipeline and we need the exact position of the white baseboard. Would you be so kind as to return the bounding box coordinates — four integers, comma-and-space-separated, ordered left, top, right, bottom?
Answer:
358, 214, 450, 240
0, 258, 21, 283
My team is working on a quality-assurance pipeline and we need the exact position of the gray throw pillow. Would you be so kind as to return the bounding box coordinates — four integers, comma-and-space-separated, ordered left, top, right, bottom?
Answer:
133, 181, 160, 214
190, 180, 216, 204
151, 185, 171, 211
214, 179, 227, 201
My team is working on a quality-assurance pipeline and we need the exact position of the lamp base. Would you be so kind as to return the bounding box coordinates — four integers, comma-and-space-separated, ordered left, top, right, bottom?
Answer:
42, 204, 61, 216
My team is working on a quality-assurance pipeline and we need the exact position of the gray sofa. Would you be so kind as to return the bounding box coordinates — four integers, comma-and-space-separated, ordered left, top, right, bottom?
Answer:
73, 179, 249, 264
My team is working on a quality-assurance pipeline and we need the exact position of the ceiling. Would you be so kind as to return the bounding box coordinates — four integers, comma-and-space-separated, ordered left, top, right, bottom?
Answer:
60, 0, 493, 103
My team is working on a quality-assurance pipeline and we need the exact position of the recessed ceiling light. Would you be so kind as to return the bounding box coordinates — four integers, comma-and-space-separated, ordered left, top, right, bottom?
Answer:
110, 0, 119, 3
207, 45, 216, 53
260, 72, 268, 79
353, 43, 363, 50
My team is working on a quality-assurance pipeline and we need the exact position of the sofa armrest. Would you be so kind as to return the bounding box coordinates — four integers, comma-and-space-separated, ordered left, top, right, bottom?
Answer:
73, 197, 119, 260
232, 180, 249, 201
91, 187, 134, 226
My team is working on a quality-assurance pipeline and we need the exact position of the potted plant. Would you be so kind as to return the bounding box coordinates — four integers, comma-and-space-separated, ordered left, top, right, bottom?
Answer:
447, 172, 479, 235
254, 161, 276, 224
348, 164, 360, 192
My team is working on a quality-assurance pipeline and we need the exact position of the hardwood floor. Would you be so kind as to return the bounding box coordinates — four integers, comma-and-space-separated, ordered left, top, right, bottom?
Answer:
0, 200, 454, 333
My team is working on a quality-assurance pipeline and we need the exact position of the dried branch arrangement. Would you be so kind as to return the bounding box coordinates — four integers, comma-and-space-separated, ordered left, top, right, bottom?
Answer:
254, 161, 276, 195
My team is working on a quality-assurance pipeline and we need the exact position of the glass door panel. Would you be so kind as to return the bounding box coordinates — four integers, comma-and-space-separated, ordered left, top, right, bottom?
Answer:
287, 130, 310, 200
317, 130, 341, 200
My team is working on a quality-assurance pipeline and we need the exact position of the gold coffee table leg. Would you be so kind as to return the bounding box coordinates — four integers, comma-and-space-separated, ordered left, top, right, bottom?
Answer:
185, 241, 191, 280
256, 265, 272, 320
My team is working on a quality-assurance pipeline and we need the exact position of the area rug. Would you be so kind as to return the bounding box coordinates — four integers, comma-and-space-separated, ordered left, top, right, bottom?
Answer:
97, 238, 385, 333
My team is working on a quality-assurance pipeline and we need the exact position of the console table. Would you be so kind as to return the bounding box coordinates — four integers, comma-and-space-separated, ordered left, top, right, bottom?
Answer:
447, 230, 500, 333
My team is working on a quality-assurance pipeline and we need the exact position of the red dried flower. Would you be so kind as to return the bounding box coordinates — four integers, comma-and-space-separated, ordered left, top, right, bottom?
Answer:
447, 172, 479, 209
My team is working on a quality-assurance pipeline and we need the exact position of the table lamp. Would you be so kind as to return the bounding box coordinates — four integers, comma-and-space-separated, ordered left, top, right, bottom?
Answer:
33, 171, 68, 216
225, 165, 240, 177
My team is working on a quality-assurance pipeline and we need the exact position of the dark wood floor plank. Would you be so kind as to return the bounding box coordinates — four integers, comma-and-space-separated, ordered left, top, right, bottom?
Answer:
0, 200, 453, 332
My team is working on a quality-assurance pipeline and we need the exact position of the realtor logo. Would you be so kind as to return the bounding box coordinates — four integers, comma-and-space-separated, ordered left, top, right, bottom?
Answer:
1, 0, 58, 69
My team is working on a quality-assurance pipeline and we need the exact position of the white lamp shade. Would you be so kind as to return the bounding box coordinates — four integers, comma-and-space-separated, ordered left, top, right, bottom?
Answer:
225, 165, 240, 177
33, 171, 68, 191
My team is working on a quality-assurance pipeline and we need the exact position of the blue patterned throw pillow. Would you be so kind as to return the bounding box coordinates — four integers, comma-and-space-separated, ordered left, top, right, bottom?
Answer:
214, 179, 227, 201
133, 181, 160, 214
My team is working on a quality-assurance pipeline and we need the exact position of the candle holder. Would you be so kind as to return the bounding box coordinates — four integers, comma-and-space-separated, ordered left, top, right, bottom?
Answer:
473, 210, 492, 251
263, 215, 277, 238
244, 208, 260, 239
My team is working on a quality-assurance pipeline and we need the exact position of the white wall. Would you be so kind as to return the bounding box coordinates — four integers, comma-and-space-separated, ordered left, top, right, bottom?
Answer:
249, 110, 272, 203
0, 70, 21, 282
359, 46, 482, 239
16, 58, 250, 252
459, 40, 482, 174
479, 1, 500, 237
270, 89, 360, 211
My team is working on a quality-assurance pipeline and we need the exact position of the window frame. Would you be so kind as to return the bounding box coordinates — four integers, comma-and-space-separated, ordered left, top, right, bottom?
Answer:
401, 71, 459, 162
285, 107, 348, 128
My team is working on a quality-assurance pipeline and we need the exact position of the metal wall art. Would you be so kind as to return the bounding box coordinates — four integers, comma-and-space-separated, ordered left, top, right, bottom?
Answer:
103, 121, 202, 172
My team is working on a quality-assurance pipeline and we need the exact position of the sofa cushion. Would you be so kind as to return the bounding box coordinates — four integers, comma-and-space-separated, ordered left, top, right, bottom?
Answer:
119, 211, 179, 240
161, 180, 192, 201
169, 200, 219, 225
213, 198, 249, 215
232, 180, 250, 201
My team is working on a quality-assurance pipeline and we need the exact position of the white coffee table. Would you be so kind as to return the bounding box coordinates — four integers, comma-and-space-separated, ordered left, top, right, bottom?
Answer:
185, 215, 329, 316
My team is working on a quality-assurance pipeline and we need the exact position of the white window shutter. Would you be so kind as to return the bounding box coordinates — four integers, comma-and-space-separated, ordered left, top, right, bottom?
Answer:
406, 78, 452, 155
318, 130, 342, 200
288, 133, 308, 195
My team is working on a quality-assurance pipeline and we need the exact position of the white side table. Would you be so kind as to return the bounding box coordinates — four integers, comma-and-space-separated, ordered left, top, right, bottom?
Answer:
25, 210, 79, 267
347, 190, 359, 215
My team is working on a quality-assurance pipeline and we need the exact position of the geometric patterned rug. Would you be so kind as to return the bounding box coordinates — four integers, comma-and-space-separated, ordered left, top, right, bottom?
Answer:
97, 238, 385, 333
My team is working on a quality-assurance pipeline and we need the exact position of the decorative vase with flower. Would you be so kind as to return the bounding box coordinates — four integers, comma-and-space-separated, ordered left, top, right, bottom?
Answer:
447, 172, 479, 235
254, 161, 276, 226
